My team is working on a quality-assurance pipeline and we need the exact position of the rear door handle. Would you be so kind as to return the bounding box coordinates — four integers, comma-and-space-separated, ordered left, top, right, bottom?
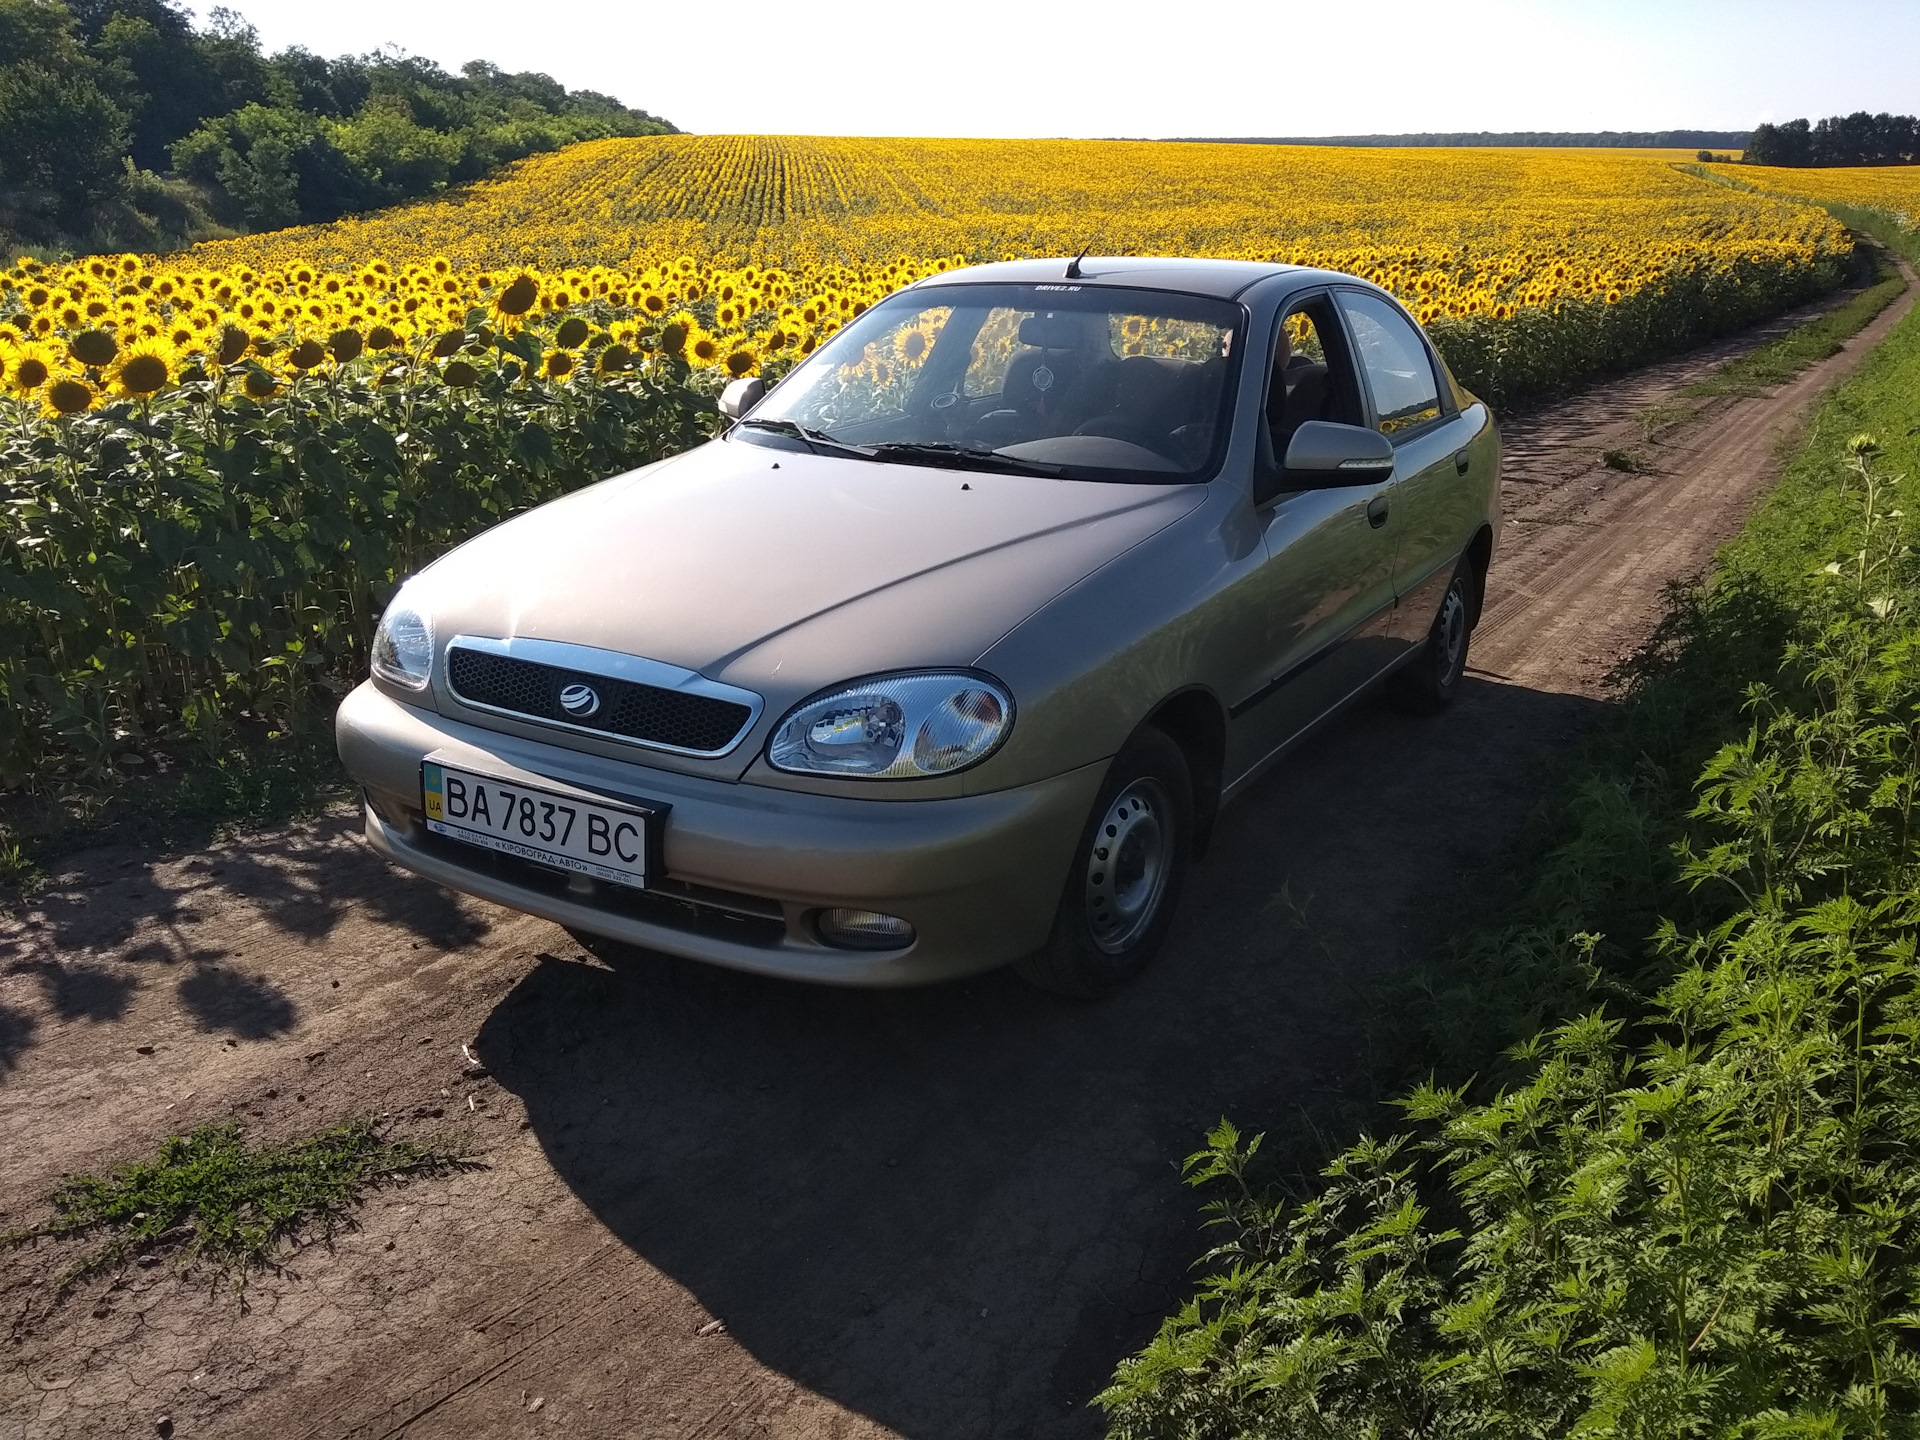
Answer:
1366, 494, 1389, 528
1455, 449, 1471, 475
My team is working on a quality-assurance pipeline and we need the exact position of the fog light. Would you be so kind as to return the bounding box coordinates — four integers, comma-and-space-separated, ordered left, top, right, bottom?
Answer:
816, 908, 916, 950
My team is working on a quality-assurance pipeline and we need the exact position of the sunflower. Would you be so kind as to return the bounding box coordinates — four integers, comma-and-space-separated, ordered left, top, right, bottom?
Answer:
723, 344, 757, 378
893, 325, 934, 365
488, 270, 538, 319
111, 339, 173, 398
688, 330, 723, 368
241, 366, 278, 400
6, 340, 55, 394
45, 376, 94, 416
69, 329, 118, 368
540, 349, 575, 380
554, 315, 590, 349
215, 324, 251, 366
657, 314, 693, 356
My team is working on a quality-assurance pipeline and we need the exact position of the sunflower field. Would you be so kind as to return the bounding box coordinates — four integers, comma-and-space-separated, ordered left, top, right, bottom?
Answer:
0, 139, 1861, 785
1710, 161, 1920, 236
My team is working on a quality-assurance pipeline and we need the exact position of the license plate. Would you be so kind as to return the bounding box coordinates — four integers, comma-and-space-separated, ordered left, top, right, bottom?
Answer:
421, 761, 657, 890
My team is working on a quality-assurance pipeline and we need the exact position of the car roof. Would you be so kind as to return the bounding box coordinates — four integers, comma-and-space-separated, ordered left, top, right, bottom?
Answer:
907, 256, 1312, 302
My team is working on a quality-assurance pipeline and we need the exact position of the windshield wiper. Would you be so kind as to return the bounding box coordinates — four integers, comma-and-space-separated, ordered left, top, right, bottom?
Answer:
861, 442, 1064, 477
735, 417, 874, 459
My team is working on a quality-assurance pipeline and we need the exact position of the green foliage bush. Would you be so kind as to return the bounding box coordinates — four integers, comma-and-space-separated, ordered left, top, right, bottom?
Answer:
0, 322, 717, 788
1101, 296, 1920, 1435
1429, 248, 1845, 411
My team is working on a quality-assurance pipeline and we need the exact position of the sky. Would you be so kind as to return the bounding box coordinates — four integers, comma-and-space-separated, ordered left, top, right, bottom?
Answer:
210, 0, 1920, 140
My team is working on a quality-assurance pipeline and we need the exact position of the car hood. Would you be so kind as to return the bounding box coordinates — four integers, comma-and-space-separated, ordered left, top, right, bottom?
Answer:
414, 437, 1202, 749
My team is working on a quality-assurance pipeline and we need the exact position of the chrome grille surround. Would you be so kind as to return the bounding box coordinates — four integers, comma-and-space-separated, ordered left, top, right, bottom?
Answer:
442, 635, 762, 758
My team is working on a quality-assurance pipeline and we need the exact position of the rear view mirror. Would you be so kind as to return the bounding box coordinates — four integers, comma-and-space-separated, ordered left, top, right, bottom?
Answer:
719, 377, 766, 420
1283, 421, 1394, 484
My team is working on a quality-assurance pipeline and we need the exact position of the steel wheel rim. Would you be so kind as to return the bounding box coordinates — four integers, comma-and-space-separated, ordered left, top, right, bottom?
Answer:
1438, 583, 1469, 677
1084, 777, 1173, 955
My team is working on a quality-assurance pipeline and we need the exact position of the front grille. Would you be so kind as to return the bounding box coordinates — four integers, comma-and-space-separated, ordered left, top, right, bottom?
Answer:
447, 647, 753, 754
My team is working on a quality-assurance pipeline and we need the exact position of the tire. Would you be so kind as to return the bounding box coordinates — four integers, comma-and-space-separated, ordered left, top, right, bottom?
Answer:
1015, 727, 1194, 999
1388, 561, 1475, 715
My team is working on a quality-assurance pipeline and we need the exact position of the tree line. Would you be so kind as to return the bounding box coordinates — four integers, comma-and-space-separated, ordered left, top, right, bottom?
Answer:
0, 0, 674, 252
1745, 112, 1919, 167
1193, 130, 1750, 150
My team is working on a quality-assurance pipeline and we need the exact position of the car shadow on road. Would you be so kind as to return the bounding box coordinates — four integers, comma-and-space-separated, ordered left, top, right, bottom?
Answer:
476, 676, 1606, 1439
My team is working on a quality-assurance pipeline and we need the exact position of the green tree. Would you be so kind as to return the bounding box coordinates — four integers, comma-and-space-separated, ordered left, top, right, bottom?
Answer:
0, 0, 128, 221
329, 94, 461, 201
170, 102, 302, 228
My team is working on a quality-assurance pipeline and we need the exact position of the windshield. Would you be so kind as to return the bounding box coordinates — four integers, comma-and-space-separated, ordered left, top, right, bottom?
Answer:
738, 283, 1245, 483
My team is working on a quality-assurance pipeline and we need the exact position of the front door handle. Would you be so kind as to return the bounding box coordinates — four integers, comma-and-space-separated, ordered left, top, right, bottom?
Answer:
1455, 449, 1471, 475
1366, 494, 1389, 528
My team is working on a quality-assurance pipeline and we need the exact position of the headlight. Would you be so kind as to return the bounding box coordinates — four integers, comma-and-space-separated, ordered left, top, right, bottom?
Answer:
370, 587, 434, 690
768, 672, 1013, 778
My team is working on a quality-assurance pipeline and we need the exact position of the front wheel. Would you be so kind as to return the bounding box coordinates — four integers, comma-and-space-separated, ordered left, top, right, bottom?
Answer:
1388, 563, 1474, 715
1015, 727, 1193, 999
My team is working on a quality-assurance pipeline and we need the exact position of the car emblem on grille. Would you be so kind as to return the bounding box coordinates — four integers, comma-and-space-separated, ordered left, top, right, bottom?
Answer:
559, 683, 601, 718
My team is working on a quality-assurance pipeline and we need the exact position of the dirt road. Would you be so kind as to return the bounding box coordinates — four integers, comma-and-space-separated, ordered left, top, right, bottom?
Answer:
3, 263, 1913, 1440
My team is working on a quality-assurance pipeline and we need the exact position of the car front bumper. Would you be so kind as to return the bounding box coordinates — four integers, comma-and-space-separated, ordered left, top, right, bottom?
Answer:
336, 682, 1104, 985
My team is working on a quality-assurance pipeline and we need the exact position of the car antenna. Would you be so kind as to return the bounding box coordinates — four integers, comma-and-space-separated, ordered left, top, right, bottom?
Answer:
1064, 243, 1092, 280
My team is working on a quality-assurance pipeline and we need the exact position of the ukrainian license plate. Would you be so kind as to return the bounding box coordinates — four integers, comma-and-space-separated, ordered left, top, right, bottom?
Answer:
421, 761, 656, 890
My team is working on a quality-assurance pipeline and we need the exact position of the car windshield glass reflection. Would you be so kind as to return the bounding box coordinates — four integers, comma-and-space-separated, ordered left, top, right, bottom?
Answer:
739, 284, 1244, 483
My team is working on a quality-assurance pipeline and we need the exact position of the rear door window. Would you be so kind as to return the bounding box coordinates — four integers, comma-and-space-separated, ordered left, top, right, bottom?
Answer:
1336, 291, 1443, 437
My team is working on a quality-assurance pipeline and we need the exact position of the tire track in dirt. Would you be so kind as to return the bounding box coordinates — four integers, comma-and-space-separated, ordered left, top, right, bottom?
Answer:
0, 258, 1910, 1440
1477, 252, 1917, 691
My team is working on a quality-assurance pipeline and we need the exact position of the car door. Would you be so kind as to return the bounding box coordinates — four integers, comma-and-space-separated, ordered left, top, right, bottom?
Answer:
1223, 293, 1401, 784
1333, 288, 1482, 642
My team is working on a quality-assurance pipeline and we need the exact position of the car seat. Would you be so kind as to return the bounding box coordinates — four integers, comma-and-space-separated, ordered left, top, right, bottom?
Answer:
973, 313, 1111, 444
1269, 355, 1331, 456
1075, 355, 1187, 453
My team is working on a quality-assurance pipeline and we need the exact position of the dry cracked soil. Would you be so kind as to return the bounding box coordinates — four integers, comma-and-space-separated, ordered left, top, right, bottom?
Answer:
3, 259, 1914, 1440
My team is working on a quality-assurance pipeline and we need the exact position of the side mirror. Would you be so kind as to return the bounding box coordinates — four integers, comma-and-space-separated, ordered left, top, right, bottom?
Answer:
719, 376, 766, 420
1282, 421, 1395, 485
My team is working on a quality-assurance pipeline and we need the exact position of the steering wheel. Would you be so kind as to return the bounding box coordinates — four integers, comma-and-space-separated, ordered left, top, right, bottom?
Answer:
1073, 414, 1169, 456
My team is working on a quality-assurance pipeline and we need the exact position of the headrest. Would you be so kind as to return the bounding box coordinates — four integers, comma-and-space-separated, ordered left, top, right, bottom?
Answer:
1019, 315, 1087, 349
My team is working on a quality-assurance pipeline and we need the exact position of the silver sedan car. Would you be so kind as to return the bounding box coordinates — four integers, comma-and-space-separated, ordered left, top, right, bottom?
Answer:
337, 257, 1499, 995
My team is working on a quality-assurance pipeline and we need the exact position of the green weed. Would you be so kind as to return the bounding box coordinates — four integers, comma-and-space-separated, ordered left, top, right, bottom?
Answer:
1, 1120, 476, 1296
